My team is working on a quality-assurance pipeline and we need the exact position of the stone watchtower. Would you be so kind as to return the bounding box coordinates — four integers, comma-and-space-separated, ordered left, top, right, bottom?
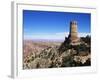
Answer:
68, 21, 80, 45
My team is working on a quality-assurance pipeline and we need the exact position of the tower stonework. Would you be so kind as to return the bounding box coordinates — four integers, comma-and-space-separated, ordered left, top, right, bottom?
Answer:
68, 21, 80, 45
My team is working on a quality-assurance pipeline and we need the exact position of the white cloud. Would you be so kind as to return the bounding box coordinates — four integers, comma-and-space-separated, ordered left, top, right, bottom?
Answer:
78, 33, 91, 37
24, 32, 90, 40
24, 32, 68, 40
55, 32, 69, 37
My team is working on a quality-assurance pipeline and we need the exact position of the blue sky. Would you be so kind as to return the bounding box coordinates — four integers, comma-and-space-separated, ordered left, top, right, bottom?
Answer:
23, 10, 91, 40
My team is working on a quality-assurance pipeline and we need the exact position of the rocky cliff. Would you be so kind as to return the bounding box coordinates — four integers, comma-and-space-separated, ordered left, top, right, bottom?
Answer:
23, 36, 91, 69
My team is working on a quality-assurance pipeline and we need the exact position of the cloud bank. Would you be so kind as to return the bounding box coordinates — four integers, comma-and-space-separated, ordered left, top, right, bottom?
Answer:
24, 32, 90, 40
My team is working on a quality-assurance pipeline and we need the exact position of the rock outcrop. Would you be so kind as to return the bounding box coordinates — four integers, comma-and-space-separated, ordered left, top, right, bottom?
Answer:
23, 38, 91, 69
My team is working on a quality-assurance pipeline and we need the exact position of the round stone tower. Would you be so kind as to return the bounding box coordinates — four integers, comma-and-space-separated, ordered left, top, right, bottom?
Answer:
68, 21, 80, 45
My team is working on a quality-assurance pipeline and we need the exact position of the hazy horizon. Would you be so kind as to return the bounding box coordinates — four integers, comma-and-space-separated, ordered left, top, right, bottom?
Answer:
24, 32, 91, 40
